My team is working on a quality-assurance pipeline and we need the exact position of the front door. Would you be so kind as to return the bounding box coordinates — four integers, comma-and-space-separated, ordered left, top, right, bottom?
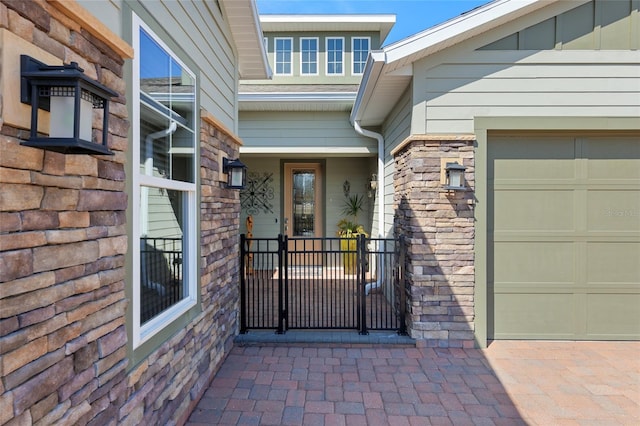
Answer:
284, 162, 323, 266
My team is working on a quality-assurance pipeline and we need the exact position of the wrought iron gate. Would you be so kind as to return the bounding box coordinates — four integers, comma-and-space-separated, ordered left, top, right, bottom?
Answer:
239, 234, 406, 335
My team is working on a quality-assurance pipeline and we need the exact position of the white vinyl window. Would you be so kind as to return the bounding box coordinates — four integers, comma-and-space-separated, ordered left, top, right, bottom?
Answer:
352, 37, 370, 75
275, 37, 293, 75
326, 37, 344, 75
300, 37, 318, 75
132, 15, 197, 347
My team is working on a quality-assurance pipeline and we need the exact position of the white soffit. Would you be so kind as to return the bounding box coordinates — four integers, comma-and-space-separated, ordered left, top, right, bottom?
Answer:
220, 0, 272, 79
260, 14, 396, 42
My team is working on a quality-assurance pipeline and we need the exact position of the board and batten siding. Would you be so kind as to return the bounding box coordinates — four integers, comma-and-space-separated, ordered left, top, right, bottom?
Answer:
239, 111, 377, 154
413, 50, 640, 135
381, 85, 412, 238
79, 0, 239, 131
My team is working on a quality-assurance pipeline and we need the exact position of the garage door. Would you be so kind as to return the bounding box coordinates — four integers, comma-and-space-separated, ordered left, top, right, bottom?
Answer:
489, 134, 640, 340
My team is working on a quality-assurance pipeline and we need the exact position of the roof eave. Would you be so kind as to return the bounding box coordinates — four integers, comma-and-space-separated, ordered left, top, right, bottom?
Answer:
350, 50, 387, 126
352, 0, 574, 126
260, 14, 396, 42
383, 0, 566, 71
220, 0, 272, 80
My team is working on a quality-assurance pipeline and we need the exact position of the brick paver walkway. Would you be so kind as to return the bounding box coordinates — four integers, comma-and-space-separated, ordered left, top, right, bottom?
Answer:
186, 341, 640, 425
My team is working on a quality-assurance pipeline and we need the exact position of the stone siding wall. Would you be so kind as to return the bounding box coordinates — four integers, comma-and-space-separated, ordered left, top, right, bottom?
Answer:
393, 137, 476, 348
0, 2, 241, 425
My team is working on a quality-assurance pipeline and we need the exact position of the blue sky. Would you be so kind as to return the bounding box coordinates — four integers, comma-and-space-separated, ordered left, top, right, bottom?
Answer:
256, 0, 492, 46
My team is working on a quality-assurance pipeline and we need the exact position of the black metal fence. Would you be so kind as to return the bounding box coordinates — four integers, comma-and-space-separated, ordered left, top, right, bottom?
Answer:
240, 234, 406, 335
140, 237, 183, 324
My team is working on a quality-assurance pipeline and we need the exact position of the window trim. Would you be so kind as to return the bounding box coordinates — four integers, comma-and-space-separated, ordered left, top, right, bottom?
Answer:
131, 13, 198, 349
326, 37, 345, 76
352, 36, 370, 76
274, 37, 293, 76
300, 37, 319, 76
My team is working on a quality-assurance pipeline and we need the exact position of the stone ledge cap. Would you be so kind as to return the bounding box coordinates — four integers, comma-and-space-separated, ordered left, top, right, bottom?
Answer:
391, 134, 476, 156
48, 0, 134, 59
201, 110, 243, 147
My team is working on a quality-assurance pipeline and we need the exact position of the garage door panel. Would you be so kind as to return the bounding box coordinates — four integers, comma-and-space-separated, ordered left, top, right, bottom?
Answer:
494, 242, 575, 284
489, 136, 575, 160
586, 294, 640, 336
587, 190, 640, 232
494, 190, 575, 231
489, 134, 640, 341
493, 293, 574, 337
492, 158, 577, 181
588, 159, 640, 180
489, 137, 576, 180
584, 137, 640, 181
587, 242, 640, 284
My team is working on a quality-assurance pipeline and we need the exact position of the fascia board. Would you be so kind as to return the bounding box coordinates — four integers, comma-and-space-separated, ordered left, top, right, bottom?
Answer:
260, 14, 396, 41
260, 14, 396, 25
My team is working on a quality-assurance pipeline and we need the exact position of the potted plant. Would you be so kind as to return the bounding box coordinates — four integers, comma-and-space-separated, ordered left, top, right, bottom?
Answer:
337, 194, 368, 274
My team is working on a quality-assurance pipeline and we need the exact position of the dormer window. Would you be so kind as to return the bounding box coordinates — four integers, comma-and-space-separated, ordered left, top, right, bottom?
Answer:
352, 37, 370, 75
275, 37, 293, 75
301, 37, 319, 75
326, 37, 344, 76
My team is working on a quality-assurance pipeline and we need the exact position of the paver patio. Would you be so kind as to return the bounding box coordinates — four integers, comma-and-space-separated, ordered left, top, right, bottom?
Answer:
186, 340, 639, 425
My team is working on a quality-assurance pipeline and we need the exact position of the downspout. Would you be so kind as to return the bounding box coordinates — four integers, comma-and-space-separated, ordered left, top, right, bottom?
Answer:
353, 121, 384, 295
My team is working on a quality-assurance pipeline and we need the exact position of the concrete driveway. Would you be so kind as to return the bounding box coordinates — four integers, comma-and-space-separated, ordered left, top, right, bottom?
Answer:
186, 340, 639, 425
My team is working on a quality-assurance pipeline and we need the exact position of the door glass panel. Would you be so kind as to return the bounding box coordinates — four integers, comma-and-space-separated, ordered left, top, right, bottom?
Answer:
293, 171, 315, 236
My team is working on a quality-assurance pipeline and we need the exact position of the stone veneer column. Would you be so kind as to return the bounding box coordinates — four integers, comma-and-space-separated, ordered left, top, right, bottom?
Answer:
393, 136, 476, 348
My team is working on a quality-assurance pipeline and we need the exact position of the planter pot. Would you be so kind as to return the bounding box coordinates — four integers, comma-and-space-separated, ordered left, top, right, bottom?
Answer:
340, 236, 358, 275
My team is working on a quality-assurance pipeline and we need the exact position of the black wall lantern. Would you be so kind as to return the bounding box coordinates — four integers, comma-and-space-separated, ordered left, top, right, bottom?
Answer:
223, 158, 247, 189
444, 161, 467, 191
20, 55, 118, 155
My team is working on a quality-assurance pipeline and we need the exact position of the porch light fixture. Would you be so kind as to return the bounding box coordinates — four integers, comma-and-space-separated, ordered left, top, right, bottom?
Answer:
20, 55, 117, 155
223, 157, 247, 189
444, 162, 466, 191
369, 174, 378, 191
367, 174, 377, 198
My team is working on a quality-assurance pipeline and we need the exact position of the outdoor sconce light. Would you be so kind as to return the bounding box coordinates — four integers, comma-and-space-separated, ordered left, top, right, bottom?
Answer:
444, 162, 466, 191
20, 55, 118, 155
367, 174, 377, 198
369, 174, 378, 191
223, 158, 247, 189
